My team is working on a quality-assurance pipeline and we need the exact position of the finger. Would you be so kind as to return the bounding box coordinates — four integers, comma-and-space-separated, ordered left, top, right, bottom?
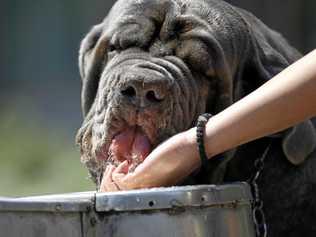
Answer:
112, 172, 125, 182
112, 172, 136, 191
100, 165, 113, 192
100, 181, 119, 192
105, 181, 120, 192
104, 165, 115, 181
100, 165, 120, 192
114, 160, 129, 174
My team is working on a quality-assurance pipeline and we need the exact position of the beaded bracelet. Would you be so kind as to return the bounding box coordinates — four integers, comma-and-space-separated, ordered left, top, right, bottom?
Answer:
196, 113, 213, 170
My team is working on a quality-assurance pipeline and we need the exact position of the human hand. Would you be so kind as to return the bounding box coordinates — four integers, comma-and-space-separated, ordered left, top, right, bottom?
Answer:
99, 128, 202, 191
99, 162, 132, 192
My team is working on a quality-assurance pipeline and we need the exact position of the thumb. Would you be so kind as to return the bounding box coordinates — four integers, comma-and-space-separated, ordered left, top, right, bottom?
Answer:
114, 160, 129, 174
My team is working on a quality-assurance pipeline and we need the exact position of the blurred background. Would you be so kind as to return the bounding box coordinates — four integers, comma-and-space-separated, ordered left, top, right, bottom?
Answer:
0, 0, 315, 196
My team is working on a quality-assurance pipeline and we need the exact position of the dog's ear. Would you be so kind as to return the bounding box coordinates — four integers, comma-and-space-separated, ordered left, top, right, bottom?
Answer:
239, 12, 316, 165
79, 23, 108, 117
282, 121, 316, 165
79, 23, 103, 79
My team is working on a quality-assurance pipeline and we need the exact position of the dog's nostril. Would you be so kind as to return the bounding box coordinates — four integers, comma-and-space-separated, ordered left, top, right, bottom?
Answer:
121, 86, 136, 98
146, 90, 164, 103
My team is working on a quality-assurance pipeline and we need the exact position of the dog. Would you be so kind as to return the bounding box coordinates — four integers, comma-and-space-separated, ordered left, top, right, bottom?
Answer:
76, 0, 316, 235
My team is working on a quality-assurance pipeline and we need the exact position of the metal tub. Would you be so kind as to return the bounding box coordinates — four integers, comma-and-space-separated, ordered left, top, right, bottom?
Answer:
0, 182, 255, 237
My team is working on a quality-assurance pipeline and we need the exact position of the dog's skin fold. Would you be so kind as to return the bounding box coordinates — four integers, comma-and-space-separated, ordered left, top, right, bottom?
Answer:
76, 0, 316, 236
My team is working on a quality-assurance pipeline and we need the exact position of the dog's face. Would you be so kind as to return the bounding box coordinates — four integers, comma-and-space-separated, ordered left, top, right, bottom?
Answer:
76, 0, 313, 185
77, 0, 228, 184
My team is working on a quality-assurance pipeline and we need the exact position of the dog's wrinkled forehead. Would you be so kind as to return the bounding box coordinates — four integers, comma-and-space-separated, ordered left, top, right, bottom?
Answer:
103, 0, 178, 44
81, 0, 244, 77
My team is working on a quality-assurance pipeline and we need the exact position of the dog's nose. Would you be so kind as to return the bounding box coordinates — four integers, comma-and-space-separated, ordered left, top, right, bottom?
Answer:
119, 77, 166, 108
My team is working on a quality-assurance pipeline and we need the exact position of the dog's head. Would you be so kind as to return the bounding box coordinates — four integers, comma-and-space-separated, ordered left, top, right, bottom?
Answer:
76, 0, 316, 185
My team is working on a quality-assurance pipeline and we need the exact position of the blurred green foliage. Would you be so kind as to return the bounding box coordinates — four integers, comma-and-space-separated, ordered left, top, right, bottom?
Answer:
0, 108, 95, 197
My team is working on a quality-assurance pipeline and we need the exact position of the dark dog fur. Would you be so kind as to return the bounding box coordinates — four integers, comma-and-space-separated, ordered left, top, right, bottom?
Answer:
76, 0, 316, 235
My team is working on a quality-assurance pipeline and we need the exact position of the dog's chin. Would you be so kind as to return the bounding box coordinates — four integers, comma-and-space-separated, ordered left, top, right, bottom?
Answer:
96, 125, 152, 173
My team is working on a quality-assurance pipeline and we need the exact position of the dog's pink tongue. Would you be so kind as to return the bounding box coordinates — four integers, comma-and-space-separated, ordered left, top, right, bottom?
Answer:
109, 128, 151, 164
131, 132, 151, 161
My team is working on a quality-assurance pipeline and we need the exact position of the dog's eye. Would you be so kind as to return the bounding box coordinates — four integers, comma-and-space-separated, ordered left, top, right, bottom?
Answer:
108, 43, 117, 52
108, 38, 123, 53
108, 44, 114, 52
107, 43, 119, 60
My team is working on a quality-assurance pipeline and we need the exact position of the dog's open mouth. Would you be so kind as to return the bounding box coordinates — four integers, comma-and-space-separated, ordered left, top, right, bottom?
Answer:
104, 126, 152, 173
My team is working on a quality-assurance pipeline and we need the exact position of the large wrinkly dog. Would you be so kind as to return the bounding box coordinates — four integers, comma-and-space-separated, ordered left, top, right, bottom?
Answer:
76, 0, 316, 236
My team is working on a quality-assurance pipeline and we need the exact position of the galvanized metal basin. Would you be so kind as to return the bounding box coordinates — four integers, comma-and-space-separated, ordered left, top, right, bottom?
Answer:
0, 182, 255, 237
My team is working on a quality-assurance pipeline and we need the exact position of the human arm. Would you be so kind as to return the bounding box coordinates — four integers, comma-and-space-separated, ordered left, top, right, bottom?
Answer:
101, 49, 316, 191
203, 49, 316, 158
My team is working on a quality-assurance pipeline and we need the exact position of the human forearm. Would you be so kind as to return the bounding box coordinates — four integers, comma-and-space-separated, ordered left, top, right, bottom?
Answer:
202, 50, 316, 158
